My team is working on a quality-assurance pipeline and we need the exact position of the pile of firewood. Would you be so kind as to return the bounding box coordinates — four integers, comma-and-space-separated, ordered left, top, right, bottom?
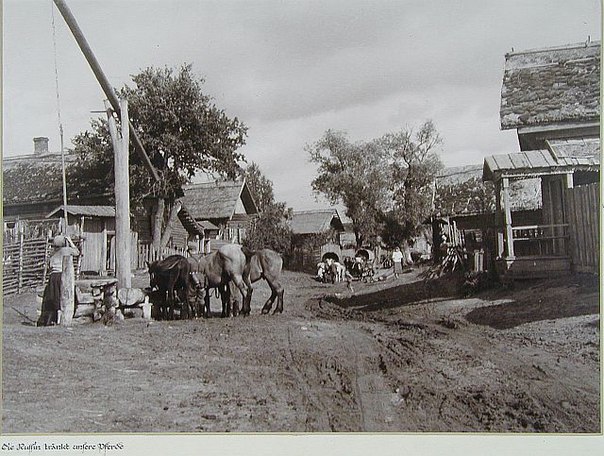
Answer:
421, 246, 468, 280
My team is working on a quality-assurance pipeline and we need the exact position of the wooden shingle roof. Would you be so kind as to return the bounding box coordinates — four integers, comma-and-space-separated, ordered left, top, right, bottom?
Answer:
500, 41, 600, 130
47, 205, 116, 218
289, 209, 344, 235
483, 138, 600, 181
181, 180, 258, 221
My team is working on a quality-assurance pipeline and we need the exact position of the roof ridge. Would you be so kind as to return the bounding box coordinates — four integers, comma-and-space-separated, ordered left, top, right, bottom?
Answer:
506, 40, 600, 58
293, 209, 337, 215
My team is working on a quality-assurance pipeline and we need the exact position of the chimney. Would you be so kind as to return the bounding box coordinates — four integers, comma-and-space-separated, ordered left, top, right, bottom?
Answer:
33, 137, 49, 155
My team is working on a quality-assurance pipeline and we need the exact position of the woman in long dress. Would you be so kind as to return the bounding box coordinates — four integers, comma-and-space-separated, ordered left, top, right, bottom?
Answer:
392, 246, 404, 278
37, 235, 80, 327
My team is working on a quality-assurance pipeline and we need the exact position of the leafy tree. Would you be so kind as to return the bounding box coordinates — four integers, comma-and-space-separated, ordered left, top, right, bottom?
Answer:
68, 64, 248, 255
379, 120, 444, 246
243, 162, 275, 212
308, 121, 444, 248
307, 130, 388, 247
242, 162, 293, 253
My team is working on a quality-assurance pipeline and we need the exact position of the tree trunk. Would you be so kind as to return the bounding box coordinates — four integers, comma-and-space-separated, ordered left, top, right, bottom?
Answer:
152, 198, 165, 260
159, 199, 183, 251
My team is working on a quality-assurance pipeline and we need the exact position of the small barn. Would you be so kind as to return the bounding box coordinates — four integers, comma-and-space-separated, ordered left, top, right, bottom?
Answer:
485, 40, 600, 280
46, 205, 137, 275
289, 209, 345, 271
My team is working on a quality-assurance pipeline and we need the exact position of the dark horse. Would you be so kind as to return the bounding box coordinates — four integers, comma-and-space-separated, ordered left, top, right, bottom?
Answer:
147, 255, 192, 320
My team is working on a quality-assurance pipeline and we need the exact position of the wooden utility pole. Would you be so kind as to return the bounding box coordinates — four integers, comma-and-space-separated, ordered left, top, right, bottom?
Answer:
106, 99, 132, 289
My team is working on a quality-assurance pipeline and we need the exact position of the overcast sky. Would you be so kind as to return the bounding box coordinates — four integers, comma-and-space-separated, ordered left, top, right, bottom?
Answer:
3, 0, 601, 211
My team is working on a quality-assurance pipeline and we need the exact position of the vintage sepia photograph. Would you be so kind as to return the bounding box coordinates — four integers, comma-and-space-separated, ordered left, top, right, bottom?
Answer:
1, 0, 601, 447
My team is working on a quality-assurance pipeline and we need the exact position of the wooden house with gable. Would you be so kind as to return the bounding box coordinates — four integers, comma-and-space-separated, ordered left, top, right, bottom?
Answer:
289, 209, 345, 270
180, 179, 259, 251
483, 41, 600, 280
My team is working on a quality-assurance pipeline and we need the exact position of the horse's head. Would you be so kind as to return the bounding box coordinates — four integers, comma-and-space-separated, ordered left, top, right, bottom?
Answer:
146, 260, 160, 291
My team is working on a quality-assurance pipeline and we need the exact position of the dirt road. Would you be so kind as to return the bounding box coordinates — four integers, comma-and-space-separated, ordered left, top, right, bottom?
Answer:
1, 268, 600, 433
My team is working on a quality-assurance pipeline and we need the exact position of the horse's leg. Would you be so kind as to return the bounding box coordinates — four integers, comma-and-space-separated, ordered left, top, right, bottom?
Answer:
232, 275, 251, 316
273, 280, 285, 314
261, 281, 276, 315
204, 288, 211, 318
231, 281, 240, 317
168, 289, 175, 320
180, 286, 189, 320
220, 284, 231, 318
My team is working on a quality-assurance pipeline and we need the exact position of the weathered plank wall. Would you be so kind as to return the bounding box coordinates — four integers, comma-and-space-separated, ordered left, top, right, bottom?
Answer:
565, 183, 599, 274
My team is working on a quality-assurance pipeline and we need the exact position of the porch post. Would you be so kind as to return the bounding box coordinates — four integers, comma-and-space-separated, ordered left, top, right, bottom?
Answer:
565, 172, 574, 189
495, 180, 504, 257
502, 177, 515, 259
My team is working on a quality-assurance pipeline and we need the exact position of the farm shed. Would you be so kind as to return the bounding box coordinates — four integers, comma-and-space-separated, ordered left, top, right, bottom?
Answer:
289, 209, 345, 271
46, 205, 139, 276
181, 179, 258, 250
486, 40, 600, 280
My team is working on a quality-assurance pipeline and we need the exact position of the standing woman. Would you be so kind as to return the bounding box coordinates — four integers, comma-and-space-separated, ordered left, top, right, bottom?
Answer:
392, 246, 404, 279
37, 235, 80, 327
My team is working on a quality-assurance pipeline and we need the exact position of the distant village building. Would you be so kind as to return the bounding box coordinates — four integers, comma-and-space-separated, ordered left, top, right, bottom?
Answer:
181, 179, 259, 251
483, 41, 600, 279
289, 209, 345, 270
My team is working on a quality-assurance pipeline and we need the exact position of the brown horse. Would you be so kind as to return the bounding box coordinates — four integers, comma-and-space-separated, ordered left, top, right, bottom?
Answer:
243, 248, 285, 314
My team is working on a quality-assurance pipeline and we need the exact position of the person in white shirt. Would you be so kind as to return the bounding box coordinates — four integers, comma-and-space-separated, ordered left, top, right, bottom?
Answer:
392, 246, 404, 278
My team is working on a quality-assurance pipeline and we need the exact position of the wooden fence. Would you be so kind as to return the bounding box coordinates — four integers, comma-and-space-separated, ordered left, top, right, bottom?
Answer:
136, 242, 187, 268
3, 235, 50, 296
564, 183, 599, 274
3, 235, 83, 297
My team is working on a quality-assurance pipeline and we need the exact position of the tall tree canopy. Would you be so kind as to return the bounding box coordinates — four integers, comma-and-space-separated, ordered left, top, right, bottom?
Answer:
68, 64, 248, 253
308, 121, 444, 248
380, 120, 444, 245
307, 130, 388, 247
242, 162, 292, 253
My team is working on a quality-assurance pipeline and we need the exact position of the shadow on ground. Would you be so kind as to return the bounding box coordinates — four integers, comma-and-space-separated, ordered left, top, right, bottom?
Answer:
326, 272, 464, 313
466, 275, 600, 330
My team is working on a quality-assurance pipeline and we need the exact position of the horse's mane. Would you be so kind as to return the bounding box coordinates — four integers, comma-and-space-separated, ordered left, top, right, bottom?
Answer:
154, 255, 187, 271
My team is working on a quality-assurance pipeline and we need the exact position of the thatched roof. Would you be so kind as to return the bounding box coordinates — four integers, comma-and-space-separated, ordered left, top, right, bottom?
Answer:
500, 41, 600, 130
2, 153, 78, 206
289, 209, 344, 234
181, 180, 258, 222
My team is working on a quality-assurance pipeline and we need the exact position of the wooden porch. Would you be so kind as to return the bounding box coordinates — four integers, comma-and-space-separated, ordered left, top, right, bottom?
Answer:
484, 145, 599, 281
495, 223, 571, 279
